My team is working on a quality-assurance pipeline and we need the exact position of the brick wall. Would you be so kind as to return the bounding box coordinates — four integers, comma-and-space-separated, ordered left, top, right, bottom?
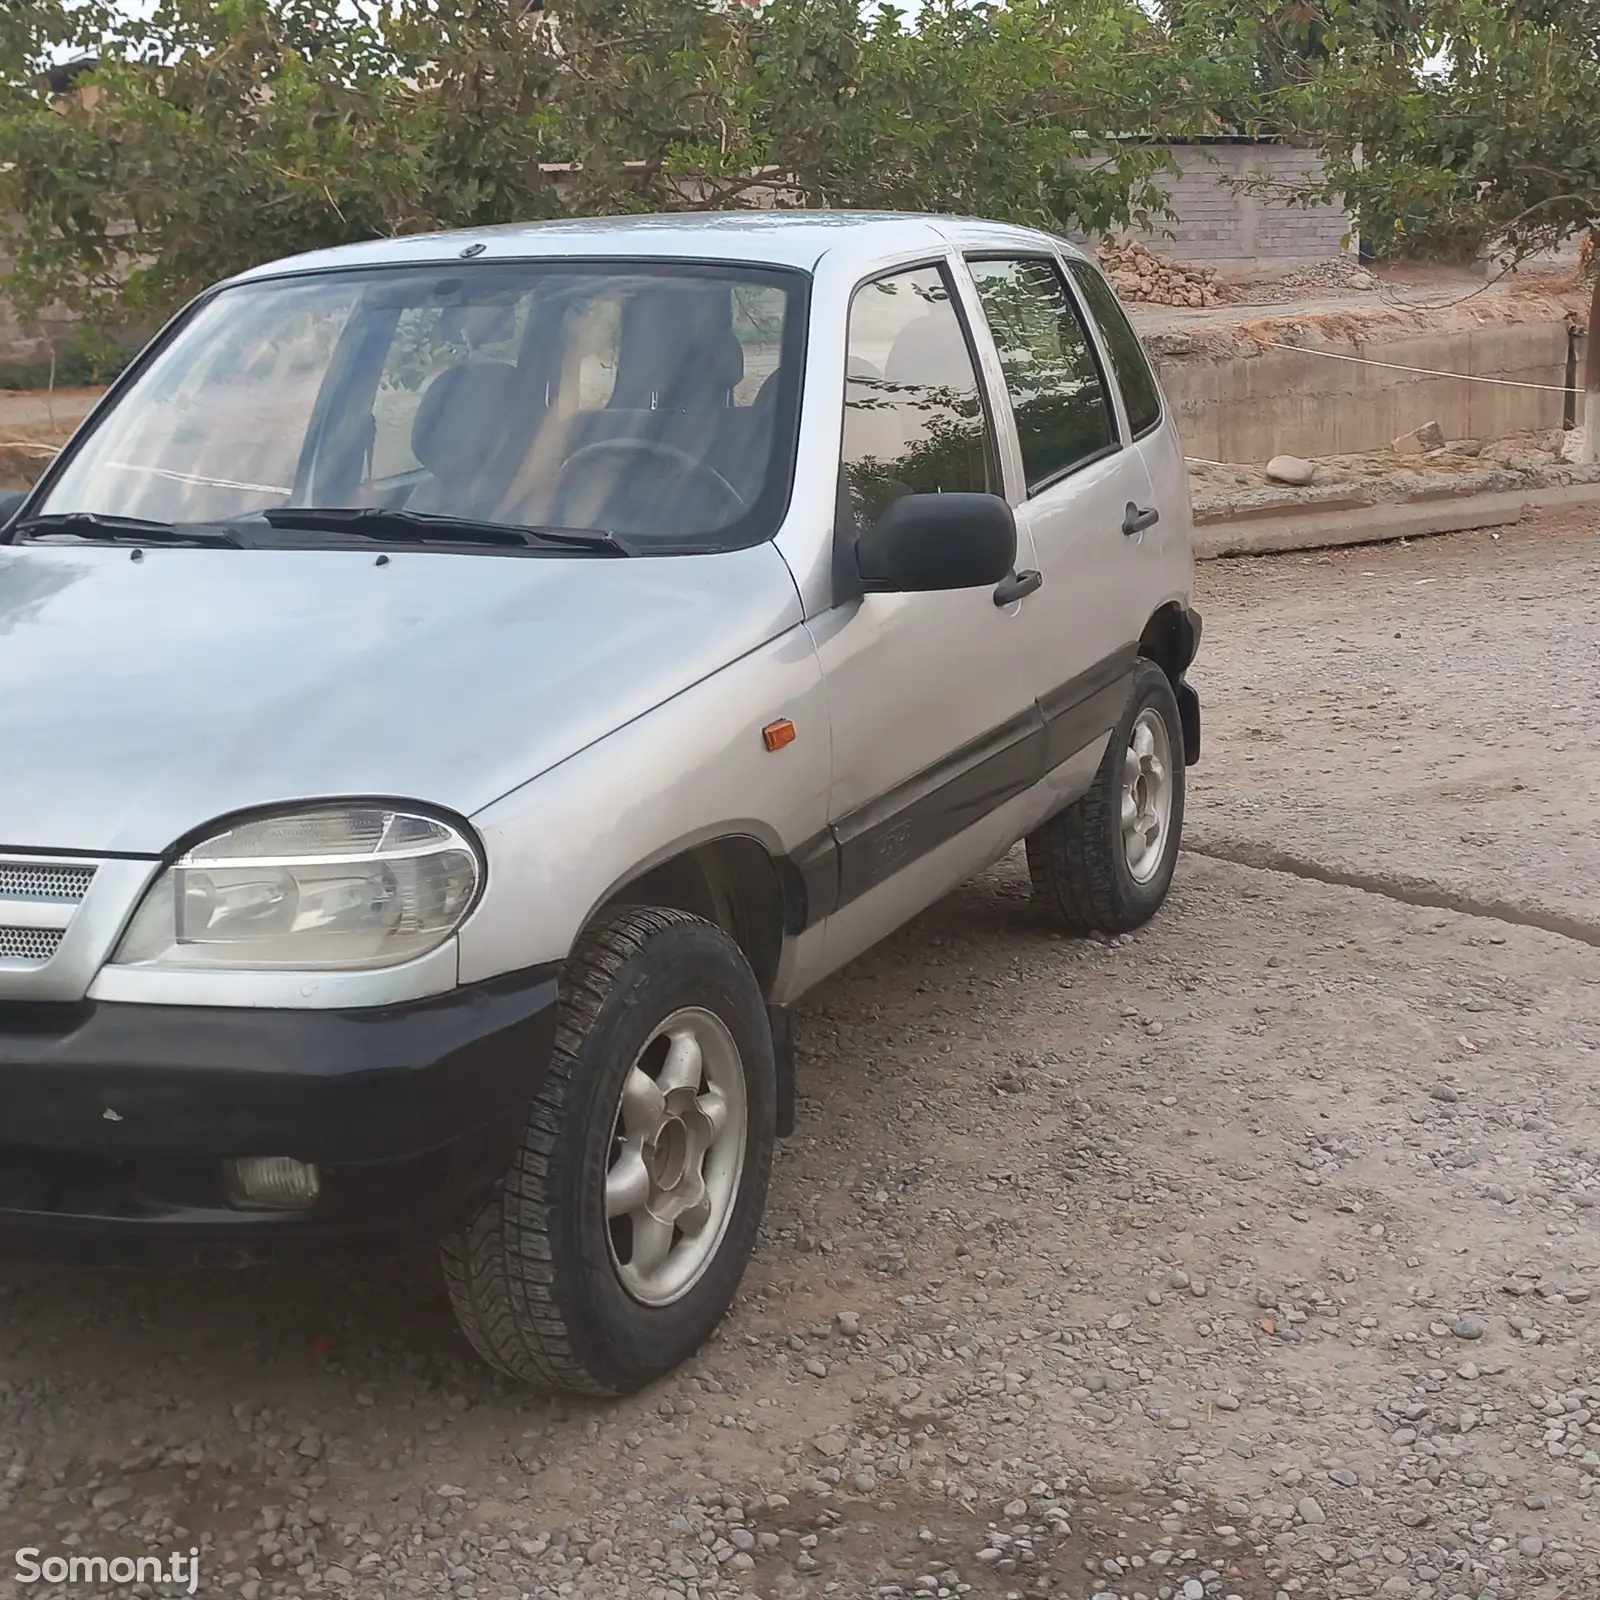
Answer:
1099, 141, 1354, 272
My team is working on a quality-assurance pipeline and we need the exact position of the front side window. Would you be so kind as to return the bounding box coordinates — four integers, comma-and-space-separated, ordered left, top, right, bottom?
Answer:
1065, 259, 1164, 439
968, 256, 1116, 493
840, 264, 995, 528
27, 261, 808, 553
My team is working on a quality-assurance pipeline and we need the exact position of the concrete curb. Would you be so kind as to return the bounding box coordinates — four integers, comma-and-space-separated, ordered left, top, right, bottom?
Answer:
1194, 481, 1600, 559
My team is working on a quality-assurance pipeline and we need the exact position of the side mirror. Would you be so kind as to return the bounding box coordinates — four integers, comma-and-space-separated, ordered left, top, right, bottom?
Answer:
0, 490, 26, 533
854, 492, 1017, 594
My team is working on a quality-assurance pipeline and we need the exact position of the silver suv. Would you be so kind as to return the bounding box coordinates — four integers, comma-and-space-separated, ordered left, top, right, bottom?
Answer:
0, 213, 1201, 1394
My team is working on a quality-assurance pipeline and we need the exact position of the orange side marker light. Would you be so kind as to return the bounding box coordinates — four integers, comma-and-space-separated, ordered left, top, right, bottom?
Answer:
762, 718, 797, 752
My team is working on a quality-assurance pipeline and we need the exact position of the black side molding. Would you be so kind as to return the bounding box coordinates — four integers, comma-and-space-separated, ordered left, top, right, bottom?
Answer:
832, 704, 1045, 907
777, 645, 1138, 931
1039, 644, 1137, 771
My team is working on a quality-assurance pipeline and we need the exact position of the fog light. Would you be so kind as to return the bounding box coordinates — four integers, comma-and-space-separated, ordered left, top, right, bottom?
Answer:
223, 1156, 321, 1211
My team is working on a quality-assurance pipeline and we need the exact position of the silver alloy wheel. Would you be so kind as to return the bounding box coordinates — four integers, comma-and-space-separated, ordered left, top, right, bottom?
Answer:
1121, 706, 1174, 885
603, 1007, 749, 1308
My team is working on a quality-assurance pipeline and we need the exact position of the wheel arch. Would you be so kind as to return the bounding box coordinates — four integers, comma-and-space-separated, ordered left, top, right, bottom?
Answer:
591, 835, 796, 1138
595, 835, 788, 999
1137, 601, 1198, 682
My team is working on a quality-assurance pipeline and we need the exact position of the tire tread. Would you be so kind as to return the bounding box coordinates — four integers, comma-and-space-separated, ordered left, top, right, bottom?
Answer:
440, 906, 704, 1396
1026, 658, 1184, 937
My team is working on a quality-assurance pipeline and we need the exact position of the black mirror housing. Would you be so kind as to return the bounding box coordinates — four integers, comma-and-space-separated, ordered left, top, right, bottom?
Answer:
854, 492, 1017, 595
0, 490, 26, 533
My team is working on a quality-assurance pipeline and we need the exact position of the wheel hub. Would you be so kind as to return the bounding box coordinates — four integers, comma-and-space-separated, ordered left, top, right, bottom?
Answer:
603, 1009, 748, 1307
645, 1112, 691, 1194
1121, 706, 1174, 885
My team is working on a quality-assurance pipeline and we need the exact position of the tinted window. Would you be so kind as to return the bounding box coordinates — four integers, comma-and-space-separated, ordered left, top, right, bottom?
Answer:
840, 265, 995, 527
968, 256, 1115, 492
1066, 259, 1163, 438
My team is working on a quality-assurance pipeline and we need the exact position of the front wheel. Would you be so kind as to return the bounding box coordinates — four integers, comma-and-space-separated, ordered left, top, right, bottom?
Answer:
1026, 657, 1186, 935
440, 907, 775, 1395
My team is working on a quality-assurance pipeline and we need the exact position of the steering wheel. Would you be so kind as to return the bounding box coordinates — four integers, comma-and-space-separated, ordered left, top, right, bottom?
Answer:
553, 438, 748, 528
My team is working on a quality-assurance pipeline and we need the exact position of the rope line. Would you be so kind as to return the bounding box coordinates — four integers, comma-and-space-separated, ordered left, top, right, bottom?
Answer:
1266, 341, 1574, 394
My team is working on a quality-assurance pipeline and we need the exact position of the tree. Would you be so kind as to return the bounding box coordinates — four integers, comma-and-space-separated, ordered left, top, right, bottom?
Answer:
0, 0, 1259, 334
1284, 0, 1600, 456
1158, 0, 1420, 131
0, 0, 563, 330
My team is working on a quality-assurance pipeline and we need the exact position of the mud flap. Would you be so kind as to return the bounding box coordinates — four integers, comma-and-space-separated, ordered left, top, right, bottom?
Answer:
1176, 679, 1201, 765
767, 1003, 796, 1138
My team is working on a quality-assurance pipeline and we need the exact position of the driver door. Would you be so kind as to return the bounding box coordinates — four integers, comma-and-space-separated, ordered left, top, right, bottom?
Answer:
805, 259, 1044, 973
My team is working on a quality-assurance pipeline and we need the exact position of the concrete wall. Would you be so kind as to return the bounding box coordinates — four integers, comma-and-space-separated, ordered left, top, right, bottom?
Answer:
1108, 142, 1353, 274
1155, 322, 1568, 463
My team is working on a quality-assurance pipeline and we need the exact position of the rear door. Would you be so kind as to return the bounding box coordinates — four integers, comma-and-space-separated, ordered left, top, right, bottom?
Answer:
964, 253, 1153, 769
1061, 257, 1191, 593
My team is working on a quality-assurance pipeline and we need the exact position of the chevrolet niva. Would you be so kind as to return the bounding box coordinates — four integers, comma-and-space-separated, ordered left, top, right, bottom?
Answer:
0, 212, 1200, 1395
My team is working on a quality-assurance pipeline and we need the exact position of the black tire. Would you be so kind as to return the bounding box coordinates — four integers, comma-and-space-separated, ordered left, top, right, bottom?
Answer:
1026, 657, 1186, 936
439, 907, 775, 1395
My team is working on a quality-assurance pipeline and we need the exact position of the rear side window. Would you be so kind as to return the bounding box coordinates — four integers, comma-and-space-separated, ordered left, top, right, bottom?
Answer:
967, 256, 1115, 492
840, 264, 996, 527
1065, 260, 1163, 439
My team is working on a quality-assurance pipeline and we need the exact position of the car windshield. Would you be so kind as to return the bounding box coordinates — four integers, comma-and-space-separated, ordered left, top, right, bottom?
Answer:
29, 259, 808, 552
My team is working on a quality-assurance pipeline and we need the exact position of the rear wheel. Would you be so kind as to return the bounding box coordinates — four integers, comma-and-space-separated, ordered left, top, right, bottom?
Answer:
1026, 657, 1185, 935
440, 907, 775, 1395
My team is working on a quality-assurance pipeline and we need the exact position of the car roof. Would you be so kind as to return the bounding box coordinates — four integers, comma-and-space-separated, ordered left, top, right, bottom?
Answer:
226, 211, 1093, 286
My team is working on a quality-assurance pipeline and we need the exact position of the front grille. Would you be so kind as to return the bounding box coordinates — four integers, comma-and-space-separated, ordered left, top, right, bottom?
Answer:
0, 862, 96, 902
0, 926, 65, 962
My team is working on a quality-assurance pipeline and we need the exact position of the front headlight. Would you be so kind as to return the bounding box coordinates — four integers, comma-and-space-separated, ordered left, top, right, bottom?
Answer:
114, 805, 483, 971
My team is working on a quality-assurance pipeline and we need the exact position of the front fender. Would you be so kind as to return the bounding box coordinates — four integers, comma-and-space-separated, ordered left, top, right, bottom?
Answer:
457, 624, 831, 982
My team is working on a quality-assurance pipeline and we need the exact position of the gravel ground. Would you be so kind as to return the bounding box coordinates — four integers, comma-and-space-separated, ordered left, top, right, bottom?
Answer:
3, 513, 1598, 1600
1191, 509, 1600, 941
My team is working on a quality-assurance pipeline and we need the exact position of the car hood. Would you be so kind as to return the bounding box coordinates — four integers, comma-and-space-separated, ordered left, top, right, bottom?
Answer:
0, 542, 803, 855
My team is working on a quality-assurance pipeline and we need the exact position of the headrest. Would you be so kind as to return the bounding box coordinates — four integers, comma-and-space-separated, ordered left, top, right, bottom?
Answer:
609, 289, 743, 409
410, 361, 520, 479
885, 313, 976, 392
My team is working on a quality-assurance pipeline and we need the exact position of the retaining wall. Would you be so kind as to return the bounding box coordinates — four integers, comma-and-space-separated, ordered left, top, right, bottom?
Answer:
1144, 303, 1573, 463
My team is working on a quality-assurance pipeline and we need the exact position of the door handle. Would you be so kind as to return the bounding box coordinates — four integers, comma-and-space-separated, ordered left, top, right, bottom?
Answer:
993, 568, 1043, 607
1123, 502, 1160, 537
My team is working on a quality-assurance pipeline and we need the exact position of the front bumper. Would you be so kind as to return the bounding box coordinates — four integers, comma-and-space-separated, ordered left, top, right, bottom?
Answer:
0, 963, 558, 1264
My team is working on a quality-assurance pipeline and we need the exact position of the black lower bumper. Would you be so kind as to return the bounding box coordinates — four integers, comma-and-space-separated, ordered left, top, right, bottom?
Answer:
0, 963, 559, 1264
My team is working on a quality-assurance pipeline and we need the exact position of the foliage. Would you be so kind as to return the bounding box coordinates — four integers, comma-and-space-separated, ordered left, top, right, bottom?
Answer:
0, 328, 130, 389
0, 0, 1261, 331
1281, 0, 1600, 264
1278, 0, 1600, 454
0, 0, 562, 328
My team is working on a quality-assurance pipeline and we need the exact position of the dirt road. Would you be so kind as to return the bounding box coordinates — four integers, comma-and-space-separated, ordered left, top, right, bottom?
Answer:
1, 513, 1597, 1600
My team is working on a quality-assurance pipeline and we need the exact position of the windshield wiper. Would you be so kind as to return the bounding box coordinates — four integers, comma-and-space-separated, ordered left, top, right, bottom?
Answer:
260, 507, 634, 555
13, 512, 243, 547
